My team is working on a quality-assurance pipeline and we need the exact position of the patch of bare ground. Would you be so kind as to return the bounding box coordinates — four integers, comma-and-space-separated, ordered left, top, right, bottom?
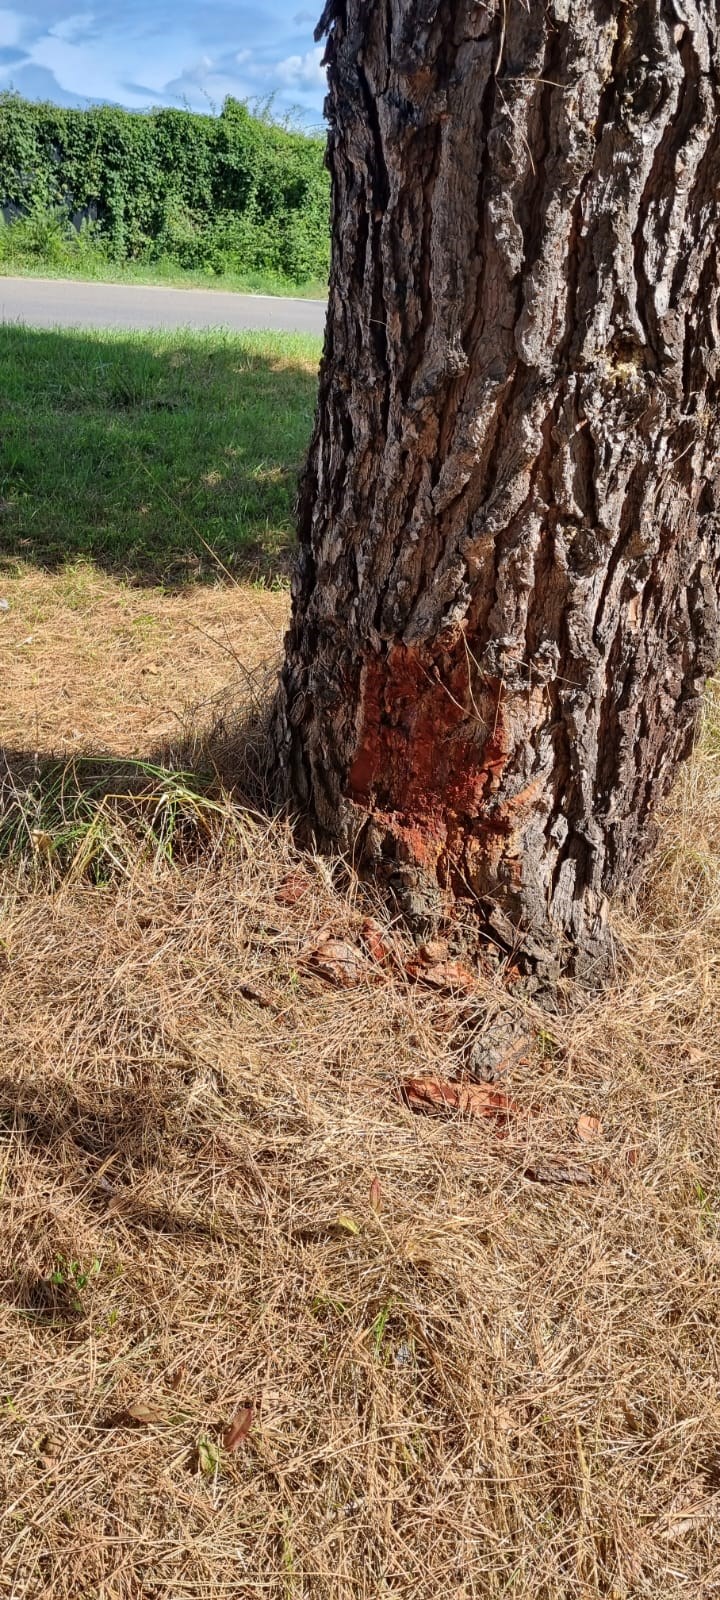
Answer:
1, 572, 720, 1597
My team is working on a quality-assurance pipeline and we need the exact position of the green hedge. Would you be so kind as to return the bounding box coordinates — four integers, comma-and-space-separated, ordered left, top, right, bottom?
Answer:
0, 93, 330, 285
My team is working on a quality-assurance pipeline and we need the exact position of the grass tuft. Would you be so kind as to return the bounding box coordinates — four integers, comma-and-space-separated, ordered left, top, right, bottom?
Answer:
0, 751, 239, 884
0, 250, 328, 300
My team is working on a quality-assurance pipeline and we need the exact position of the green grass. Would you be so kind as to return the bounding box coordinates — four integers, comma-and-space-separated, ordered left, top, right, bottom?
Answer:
0, 751, 232, 882
0, 208, 327, 298
0, 254, 328, 300
0, 324, 321, 582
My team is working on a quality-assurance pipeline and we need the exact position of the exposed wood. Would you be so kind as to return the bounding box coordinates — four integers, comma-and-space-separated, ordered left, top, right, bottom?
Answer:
275, 0, 720, 979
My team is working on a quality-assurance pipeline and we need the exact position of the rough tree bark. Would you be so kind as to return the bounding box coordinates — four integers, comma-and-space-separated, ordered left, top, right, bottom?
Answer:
275, 0, 720, 979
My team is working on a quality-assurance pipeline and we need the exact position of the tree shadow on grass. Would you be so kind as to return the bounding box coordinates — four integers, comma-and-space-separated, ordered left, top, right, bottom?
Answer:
0, 1057, 235, 1331
0, 624, 287, 922
0, 719, 278, 1326
0, 322, 319, 585
0, 695, 277, 879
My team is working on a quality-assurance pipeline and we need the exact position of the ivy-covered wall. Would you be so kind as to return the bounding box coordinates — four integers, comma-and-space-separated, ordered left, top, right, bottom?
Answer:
0, 93, 330, 283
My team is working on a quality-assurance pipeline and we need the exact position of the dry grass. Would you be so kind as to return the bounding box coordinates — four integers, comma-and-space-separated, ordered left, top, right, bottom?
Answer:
2, 577, 720, 1598
0, 563, 287, 756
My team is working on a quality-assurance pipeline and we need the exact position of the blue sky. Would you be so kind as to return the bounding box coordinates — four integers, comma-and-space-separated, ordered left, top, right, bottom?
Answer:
0, 2, 327, 127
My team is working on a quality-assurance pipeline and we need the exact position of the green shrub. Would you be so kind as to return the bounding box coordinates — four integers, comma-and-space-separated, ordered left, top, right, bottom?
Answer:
0, 202, 69, 264
0, 203, 110, 272
0, 93, 330, 288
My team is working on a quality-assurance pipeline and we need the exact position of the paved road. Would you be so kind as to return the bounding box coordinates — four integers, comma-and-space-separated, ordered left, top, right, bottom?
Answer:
0, 275, 327, 336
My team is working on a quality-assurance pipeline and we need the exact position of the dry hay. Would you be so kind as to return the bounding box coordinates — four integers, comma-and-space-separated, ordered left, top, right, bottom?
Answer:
0, 563, 287, 757
1, 611, 720, 1596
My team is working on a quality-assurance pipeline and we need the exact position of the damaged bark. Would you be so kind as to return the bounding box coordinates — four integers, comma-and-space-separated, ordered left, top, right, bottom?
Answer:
274, 0, 720, 979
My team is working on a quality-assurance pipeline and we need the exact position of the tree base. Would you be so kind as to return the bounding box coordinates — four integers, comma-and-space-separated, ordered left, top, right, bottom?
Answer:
346, 799, 619, 988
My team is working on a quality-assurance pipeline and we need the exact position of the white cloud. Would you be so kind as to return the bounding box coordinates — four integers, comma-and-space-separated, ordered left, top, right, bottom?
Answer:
292, 9, 316, 22
0, 4, 327, 123
49, 11, 96, 43
274, 45, 325, 89
29, 27, 193, 103
0, 7, 25, 47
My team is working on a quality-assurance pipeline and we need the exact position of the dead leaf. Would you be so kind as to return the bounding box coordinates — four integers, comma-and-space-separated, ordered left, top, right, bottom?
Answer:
459, 1083, 518, 1119
405, 957, 477, 994
121, 1400, 167, 1426
401, 1075, 518, 1125
402, 1076, 460, 1114
276, 870, 312, 907
30, 829, 55, 858
664, 1511, 708, 1540
369, 1176, 382, 1214
237, 981, 278, 1013
301, 934, 368, 987
576, 1113, 602, 1143
524, 1158, 594, 1187
657, 1477, 717, 1541
417, 939, 449, 963
223, 1405, 253, 1451
361, 917, 391, 963
335, 1214, 360, 1235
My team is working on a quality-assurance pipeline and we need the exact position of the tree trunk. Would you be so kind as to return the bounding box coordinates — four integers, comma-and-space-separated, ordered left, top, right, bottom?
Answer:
275, 0, 720, 980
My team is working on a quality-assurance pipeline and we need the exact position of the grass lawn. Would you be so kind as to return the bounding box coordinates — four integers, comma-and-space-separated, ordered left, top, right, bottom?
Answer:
1, 324, 720, 1598
0, 324, 321, 583
0, 255, 328, 299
